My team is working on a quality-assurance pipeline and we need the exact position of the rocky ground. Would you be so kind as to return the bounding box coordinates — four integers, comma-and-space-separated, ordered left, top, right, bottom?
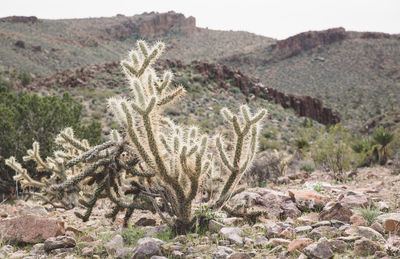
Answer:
1, 166, 400, 259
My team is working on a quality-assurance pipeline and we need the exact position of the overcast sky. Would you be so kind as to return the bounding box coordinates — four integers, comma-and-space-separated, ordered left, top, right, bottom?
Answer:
1, 0, 399, 39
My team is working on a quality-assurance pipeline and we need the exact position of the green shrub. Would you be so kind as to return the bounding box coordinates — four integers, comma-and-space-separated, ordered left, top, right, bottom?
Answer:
300, 163, 315, 173
0, 86, 101, 195
372, 126, 395, 165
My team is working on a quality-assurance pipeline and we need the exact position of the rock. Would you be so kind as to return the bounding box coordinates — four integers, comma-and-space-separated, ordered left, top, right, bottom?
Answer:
14, 41, 25, 48
219, 227, 244, 245
295, 226, 312, 234
171, 250, 184, 258
145, 225, 169, 237
319, 238, 347, 253
31, 243, 45, 255
0, 215, 65, 244
150, 257, 167, 259
288, 238, 313, 252
267, 238, 290, 247
254, 236, 268, 247
209, 219, 225, 233
81, 247, 94, 256
311, 221, 331, 228
288, 189, 327, 211
212, 246, 234, 259
379, 213, 400, 233
340, 191, 369, 208
105, 234, 124, 256
354, 238, 381, 257
296, 212, 319, 225
344, 226, 384, 241
279, 227, 295, 239
303, 241, 334, 259
43, 236, 76, 252
265, 222, 290, 238
280, 200, 301, 219
319, 202, 353, 223
228, 252, 251, 259
135, 217, 156, 227
371, 222, 385, 234
9, 250, 28, 259
220, 217, 242, 226
377, 201, 390, 212
132, 237, 165, 259
308, 226, 338, 240
116, 247, 135, 258
350, 215, 368, 226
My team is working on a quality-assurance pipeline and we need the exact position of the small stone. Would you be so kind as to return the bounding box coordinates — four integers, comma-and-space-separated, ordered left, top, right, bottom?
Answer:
344, 226, 384, 241
380, 213, 400, 233
132, 237, 165, 259
320, 238, 347, 253
377, 201, 390, 212
303, 242, 334, 259
135, 217, 156, 227
219, 227, 244, 245
228, 252, 251, 259
295, 226, 312, 234
296, 212, 319, 225
31, 243, 45, 255
220, 217, 242, 226
279, 227, 295, 239
43, 236, 76, 252
265, 222, 290, 238
311, 220, 331, 228
145, 225, 169, 237
319, 202, 353, 223
267, 238, 290, 247
116, 247, 134, 258
212, 246, 234, 259
354, 237, 380, 256
350, 215, 368, 226
371, 222, 385, 233
340, 191, 369, 209
209, 219, 225, 233
81, 247, 94, 256
9, 251, 28, 259
105, 234, 124, 256
308, 226, 337, 240
288, 189, 327, 211
254, 236, 268, 247
171, 250, 185, 259
288, 238, 313, 252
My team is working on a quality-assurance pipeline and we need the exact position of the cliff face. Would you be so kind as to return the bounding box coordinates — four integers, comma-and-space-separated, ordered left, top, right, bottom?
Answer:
103, 12, 196, 40
272, 27, 347, 59
166, 60, 341, 125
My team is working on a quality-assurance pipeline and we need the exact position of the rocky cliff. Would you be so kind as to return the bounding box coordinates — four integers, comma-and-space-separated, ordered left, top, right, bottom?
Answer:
102, 11, 196, 40
271, 27, 347, 59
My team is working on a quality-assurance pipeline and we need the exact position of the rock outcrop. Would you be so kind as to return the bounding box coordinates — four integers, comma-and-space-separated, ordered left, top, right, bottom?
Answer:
0, 16, 39, 23
272, 27, 347, 59
168, 60, 341, 125
102, 11, 196, 40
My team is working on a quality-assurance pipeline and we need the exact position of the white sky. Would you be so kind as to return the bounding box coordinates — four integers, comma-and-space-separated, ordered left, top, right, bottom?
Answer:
1, 0, 399, 39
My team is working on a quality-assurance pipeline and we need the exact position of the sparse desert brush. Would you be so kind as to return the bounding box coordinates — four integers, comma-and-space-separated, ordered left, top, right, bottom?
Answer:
6, 40, 266, 234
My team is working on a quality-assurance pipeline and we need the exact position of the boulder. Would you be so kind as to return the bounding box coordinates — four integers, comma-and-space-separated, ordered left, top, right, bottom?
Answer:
378, 213, 400, 233
340, 191, 369, 209
105, 234, 124, 256
0, 215, 65, 244
344, 226, 384, 241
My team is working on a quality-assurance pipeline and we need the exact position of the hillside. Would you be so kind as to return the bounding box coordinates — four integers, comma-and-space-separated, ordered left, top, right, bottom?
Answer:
221, 28, 400, 129
0, 12, 274, 75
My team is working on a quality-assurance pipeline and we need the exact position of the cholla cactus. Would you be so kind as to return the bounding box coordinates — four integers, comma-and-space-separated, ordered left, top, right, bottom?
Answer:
6, 40, 267, 234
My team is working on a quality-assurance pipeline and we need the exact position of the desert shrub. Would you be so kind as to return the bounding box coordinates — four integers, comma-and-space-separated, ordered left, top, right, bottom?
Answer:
372, 126, 395, 165
300, 163, 315, 173
247, 150, 292, 185
311, 123, 355, 182
0, 86, 101, 196
18, 71, 32, 86
6, 41, 266, 234
351, 137, 376, 167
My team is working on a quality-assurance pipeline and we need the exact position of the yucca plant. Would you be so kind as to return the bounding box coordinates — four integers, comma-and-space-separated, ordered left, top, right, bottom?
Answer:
6, 41, 266, 234
373, 126, 395, 165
